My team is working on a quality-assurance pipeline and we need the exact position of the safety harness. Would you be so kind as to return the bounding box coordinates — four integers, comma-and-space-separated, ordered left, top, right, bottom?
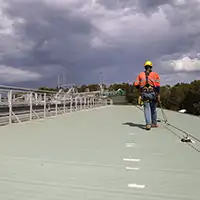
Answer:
141, 72, 157, 102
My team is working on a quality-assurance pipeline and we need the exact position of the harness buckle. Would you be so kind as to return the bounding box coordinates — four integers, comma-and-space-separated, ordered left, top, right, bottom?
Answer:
141, 85, 156, 102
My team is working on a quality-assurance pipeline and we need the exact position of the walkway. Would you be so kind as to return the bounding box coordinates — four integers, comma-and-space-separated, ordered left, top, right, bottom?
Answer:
0, 105, 199, 199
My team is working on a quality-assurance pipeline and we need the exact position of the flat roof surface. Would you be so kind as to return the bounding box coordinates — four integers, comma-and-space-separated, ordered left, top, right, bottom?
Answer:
0, 105, 199, 199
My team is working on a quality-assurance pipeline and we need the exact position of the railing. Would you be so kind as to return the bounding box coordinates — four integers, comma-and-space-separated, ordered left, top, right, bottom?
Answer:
0, 85, 113, 126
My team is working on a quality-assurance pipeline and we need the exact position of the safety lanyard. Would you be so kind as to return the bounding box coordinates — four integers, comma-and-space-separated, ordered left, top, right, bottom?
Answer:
145, 73, 149, 87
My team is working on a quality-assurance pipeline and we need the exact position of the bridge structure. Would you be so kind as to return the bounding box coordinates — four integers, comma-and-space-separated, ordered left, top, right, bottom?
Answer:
0, 84, 200, 199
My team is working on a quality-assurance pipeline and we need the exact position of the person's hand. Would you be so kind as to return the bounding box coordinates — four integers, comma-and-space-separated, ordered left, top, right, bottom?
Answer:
138, 96, 142, 105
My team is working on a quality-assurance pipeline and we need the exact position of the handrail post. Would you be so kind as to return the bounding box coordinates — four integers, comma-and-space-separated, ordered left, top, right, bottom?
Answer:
30, 92, 33, 120
8, 90, 12, 124
44, 93, 46, 118
63, 94, 66, 113
55, 94, 58, 116
70, 96, 73, 112
75, 97, 77, 110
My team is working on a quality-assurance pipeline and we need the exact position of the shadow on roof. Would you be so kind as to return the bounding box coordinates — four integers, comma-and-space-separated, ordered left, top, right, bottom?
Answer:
122, 122, 146, 130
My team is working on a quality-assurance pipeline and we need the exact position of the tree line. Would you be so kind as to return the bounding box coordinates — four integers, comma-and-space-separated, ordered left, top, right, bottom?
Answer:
125, 80, 200, 116
38, 80, 200, 116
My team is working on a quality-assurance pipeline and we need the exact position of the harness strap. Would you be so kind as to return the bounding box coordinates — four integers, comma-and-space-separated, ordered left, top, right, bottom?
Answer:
145, 73, 149, 87
141, 72, 156, 102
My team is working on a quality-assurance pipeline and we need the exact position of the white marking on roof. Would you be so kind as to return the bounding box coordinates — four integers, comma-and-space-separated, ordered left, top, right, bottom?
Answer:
129, 133, 135, 135
126, 143, 136, 147
126, 167, 139, 170
128, 183, 145, 189
123, 158, 140, 162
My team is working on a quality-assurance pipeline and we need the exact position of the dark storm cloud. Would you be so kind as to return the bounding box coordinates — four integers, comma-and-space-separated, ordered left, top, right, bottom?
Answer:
0, 0, 200, 86
3, 1, 93, 67
2, 0, 134, 84
136, 0, 174, 10
98, 0, 174, 10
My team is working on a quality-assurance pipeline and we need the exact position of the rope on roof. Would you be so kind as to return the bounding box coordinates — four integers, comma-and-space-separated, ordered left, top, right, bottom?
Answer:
136, 105, 200, 153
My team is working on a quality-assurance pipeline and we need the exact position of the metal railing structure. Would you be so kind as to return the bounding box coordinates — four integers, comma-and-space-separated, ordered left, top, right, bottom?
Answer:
0, 84, 113, 126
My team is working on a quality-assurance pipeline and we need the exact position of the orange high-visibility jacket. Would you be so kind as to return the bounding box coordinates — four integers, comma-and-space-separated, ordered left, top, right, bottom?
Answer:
134, 71, 160, 89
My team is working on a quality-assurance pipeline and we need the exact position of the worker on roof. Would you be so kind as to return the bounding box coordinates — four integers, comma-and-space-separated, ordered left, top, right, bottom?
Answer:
134, 60, 161, 130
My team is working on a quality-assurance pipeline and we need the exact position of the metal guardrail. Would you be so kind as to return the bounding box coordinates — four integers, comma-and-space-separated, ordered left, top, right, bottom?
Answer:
0, 85, 113, 126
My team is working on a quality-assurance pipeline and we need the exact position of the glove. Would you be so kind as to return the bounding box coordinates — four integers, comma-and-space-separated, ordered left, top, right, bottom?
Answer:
138, 96, 143, 106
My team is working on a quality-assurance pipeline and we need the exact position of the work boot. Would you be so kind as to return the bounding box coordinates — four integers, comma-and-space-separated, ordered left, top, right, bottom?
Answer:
146, 124, 151, 130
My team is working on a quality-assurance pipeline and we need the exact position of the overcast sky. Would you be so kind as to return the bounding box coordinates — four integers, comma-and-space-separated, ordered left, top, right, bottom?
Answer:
0, 0, 200, 88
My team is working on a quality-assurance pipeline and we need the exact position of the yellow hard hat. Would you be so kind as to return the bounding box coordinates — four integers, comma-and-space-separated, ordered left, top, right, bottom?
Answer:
144, 60, 153, 67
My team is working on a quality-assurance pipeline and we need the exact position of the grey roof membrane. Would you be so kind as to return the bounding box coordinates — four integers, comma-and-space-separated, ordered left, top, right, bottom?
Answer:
0, 105, 199, 199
